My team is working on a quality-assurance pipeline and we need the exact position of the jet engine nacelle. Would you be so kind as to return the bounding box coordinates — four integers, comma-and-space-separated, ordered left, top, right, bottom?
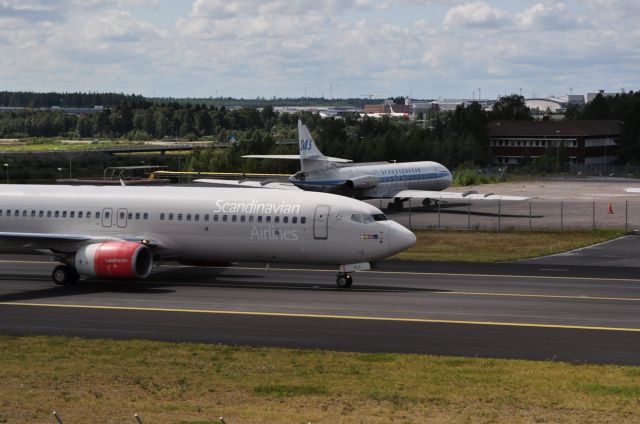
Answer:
345, 175, 379, 190
74, 241, 153, 279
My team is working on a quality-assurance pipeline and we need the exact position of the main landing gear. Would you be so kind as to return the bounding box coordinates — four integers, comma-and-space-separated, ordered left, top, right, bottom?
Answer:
387, 198, 406, 211
387, 198, 438, 211
52, 265, 80, 286
336, 273, 353, 289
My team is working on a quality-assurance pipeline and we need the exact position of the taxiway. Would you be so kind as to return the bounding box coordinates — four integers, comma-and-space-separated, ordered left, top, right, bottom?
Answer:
1, 254, 638, 365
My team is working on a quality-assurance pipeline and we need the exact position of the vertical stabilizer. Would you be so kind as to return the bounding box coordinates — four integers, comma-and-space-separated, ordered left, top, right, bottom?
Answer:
297, 120, 352, 172
298, 120, 327, 171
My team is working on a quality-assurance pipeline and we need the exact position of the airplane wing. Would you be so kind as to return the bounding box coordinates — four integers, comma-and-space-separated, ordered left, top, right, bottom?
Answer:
624, 188, 640, 193
193, 178, 302, 190
0, 232, 158, 253
389, 190, 529, 202
243, 154, 300, 160
243, 154, 352, 163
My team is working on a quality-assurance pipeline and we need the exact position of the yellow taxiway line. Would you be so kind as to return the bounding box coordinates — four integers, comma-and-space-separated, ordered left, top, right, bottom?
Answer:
1, 302, 639, 333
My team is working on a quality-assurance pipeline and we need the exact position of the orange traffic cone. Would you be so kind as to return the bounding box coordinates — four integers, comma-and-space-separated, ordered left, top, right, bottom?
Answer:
608, 202, 614, 214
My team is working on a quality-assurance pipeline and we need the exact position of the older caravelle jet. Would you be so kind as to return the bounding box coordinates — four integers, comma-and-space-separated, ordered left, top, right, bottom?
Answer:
0, 185, 415, 288
196, 120, 528, 210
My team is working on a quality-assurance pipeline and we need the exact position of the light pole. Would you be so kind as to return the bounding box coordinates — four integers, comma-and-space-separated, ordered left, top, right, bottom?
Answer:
3, 163, 8, 184
555, 130, 560, 171
57, 167, 62, 182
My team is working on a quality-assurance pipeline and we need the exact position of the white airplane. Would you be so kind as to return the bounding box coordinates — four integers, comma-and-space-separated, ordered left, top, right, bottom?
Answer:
358, 105, 409, 120
0, 185, 415, 288
196, 120, 528, 210
388, 105, 410, 119
624, 188, 640, 193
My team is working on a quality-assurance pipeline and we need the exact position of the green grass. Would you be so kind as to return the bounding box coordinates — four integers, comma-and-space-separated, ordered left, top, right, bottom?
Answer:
394, 229, 626, 262
0, 139, 134, 151
0, 335, 638, 423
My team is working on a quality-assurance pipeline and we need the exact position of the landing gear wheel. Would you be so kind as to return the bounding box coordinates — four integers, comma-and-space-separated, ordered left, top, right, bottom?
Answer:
52, 265, 79, 286
336, 273, 353, 289
422, 198, 432, 207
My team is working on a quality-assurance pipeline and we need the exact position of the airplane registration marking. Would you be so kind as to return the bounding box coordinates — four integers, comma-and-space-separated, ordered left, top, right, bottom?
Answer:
1, 302, 639, 333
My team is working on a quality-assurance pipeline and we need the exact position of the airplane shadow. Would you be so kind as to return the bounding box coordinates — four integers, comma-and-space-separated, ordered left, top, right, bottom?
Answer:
0, 265, 449, 301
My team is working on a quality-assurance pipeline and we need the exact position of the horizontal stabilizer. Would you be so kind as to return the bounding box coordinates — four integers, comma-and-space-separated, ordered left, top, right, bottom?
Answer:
243, 154, 301, 160
391, 190, 529, 202
193, 178, 301, 190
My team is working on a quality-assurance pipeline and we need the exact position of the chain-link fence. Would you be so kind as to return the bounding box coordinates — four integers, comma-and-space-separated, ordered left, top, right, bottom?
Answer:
474, 164, 640, 180
379, 199, 640, 231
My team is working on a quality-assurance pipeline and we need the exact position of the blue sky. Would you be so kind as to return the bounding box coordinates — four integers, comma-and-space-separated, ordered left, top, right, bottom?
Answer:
1, 1, 638, 100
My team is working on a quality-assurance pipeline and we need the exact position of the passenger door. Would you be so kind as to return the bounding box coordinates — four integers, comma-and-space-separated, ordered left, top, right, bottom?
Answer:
313, 205, 330, 240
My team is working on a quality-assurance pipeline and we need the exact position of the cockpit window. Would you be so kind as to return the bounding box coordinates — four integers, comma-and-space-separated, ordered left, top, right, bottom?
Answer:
352, 213, 386, 224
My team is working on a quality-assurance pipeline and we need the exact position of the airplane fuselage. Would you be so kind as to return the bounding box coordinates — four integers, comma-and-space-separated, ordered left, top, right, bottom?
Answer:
0, 185, 414, 267
289, 161, 452, 199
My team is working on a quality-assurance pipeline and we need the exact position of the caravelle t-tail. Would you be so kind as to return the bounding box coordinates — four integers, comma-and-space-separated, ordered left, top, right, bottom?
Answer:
0, 185, 416, 288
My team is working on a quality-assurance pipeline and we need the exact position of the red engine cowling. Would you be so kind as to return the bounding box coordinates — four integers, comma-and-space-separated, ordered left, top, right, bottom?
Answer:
74, 242, 153, 279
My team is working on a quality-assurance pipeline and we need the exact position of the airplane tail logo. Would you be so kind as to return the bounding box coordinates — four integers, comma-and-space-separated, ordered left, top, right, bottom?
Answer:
300, 139, 313, 151
298, 120, 327, 161
296, 120, 351, 172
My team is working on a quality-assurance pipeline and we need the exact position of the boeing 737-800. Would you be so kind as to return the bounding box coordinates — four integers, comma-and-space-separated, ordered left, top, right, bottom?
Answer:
196, 120, 527, 210
0, 185, 415, 288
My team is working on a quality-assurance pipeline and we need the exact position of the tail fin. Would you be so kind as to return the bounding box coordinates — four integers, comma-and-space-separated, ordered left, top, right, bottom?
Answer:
298, 120, 327, 161
297, 120, 351, 172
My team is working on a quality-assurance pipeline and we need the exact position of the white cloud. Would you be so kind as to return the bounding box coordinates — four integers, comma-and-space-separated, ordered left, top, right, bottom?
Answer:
0, 0, 638, 98
515, 3, 583, 30
442, 1, 509, 29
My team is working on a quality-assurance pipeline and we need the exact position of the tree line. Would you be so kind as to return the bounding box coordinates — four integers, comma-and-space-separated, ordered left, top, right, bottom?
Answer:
0, 91, 144, 108
1, 91, 639, 173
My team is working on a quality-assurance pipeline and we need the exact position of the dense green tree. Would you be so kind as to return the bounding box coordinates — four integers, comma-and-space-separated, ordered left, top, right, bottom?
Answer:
195, 109, 213, 136
490, 95, 532, 121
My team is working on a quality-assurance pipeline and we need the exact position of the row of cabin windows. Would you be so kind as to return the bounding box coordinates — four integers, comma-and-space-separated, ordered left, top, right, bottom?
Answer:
382, 168, 424, 175
0, 209, 307, 225
159, 212, 306, 225
0, 209, 149, 220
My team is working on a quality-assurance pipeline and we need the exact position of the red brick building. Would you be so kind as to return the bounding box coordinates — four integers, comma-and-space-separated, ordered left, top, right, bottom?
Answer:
363, 103, 412, 115
489, 120, 622, 166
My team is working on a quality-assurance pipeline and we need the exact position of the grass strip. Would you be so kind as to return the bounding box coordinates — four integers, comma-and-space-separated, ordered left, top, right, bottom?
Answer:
394, 229, 626, 262
0, 335, 638, 423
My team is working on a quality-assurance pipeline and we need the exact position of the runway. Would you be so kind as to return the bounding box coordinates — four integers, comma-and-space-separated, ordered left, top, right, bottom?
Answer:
1, 254, 639, 365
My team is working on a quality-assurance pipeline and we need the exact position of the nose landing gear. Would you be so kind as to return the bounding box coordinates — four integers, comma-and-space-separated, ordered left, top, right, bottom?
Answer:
336, 262, 370, 288
336, 273, 353, 289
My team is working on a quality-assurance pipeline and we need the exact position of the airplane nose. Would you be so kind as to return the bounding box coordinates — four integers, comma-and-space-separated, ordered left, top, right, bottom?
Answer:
388, 223, 416, 254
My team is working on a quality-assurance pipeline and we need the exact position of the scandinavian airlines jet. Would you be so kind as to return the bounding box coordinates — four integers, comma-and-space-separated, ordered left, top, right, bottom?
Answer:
196, 120, 528, 210
0, 185, 415, 288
